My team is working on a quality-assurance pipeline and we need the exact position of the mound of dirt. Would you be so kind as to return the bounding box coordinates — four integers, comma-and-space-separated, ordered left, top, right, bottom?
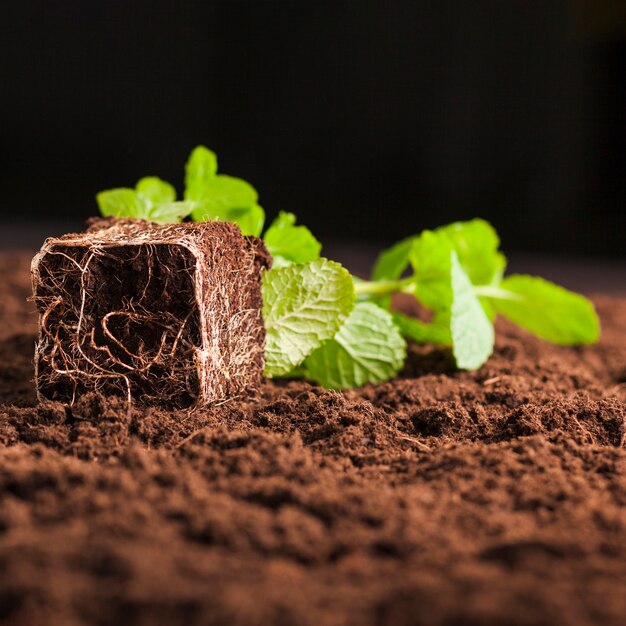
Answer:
0, 251, 625, 626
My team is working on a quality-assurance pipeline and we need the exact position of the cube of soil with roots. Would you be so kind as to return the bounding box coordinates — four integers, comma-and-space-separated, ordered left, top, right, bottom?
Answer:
31, 218, 270, 409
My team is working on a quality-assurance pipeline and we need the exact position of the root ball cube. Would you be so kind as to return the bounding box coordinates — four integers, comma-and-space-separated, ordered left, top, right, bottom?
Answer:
31, 218, 270, 408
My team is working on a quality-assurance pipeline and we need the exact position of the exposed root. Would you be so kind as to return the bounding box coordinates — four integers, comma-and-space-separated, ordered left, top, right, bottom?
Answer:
31, 218, 270, 409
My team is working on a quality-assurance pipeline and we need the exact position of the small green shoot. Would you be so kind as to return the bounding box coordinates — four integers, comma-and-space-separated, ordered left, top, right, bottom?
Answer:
184, 145, 264, 236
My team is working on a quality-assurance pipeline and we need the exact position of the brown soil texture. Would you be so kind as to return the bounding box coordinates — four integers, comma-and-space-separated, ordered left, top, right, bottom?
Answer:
1, 251, 625, 626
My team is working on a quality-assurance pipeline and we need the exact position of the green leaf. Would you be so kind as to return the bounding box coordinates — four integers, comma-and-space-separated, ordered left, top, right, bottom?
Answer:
304, 302, 406, 389
392, 311, 452, 345
147, 201, 196, 224
191, 203, 265, 236
262, 258, 355, 377
136, 177, 176, 205
184, 146, 263, 235
263, 211, 322, 266
435, 219, 506, 286
489, 275, 600, 345
371, 235, 418, 308
96, 188, 151, 220
372, 235, 417, 281
189, 175, 258, 213
184, 146, 218, 200
222, 204, 265, 236
449, 252, 494, 370
189, 174, 262, 234
409, 230, 454, 310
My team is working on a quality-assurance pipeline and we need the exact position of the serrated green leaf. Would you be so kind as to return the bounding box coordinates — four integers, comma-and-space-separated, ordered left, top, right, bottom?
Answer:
372, 235, 417, 281
96, 188, 151, 220
184, 146, 263, 235
189, 175, 258, 214
136, 177, 176, 205
224, 204, 265, 236
191, 203, 265, 236
262, 259, 355, 377
392, 311, 452, 345
409, 230, 454, 310
304, 302, 406, 389
184, 146, 218, 200
435, 218, 506, 286
449, 252, 494, 370
147, 201, 195, 224
263, 211, 322, 266
489, 275, 600, 345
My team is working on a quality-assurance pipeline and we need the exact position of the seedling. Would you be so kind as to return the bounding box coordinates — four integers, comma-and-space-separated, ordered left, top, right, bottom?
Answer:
42, 146, 598, 400
262, 220, 599, 389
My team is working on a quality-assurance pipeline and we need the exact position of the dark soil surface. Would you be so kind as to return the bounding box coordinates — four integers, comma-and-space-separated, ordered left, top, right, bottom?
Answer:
1, 251, 625, 626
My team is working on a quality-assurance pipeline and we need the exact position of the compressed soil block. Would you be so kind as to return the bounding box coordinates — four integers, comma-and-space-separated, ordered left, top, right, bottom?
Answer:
31, 218, 270, 408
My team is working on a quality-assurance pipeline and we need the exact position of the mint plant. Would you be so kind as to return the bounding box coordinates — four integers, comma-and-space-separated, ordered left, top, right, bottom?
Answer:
97, 179, 195, 224
96, 146, 601, 390
184, 145, 265, 236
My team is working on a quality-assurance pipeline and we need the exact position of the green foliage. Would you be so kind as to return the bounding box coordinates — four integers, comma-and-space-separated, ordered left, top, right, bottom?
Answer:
187, 175, 262, 235
303, 302, 406, 389
135, 177, 176, 205
95, 185, 194, 224
392, 312, 451, 345
370, 235, 417, 309
184, 145, 218, 198
448, 252, 494, 369
187, 174, 257, 210
97, 146, 264, 235
147, 202, 197, 224
184, 146, 264, 236
96, 188, 150, 219
372, 235, 416, 281
361, 219, 598, 375
262, 259, 355, 377
408, 230, 455, 310
95, 148, 600, 389
197, 203, 265, 238
489, 275, 600, 345
373, 219, 505, 285
263, 211, 322, 267
436, 219, 506, 286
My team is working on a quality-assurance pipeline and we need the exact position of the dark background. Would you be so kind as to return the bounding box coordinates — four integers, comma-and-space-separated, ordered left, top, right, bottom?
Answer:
1, 0, 624, 257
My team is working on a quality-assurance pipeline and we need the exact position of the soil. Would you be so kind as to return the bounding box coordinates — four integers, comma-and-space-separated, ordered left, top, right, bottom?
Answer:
1, 250, 625, 626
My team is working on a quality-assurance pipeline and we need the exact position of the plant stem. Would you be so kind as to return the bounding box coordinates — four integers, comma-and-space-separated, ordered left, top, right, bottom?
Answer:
354, 276, 415, 297
356, 278, 523, 303
473, 285, 522, 301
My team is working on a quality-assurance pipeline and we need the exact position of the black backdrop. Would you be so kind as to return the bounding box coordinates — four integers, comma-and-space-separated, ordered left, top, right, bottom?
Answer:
1, 1, 624, 256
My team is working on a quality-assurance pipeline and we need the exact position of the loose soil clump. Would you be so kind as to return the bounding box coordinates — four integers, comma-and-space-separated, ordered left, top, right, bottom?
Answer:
31, 219, 270, 408
1, 251, 626, 626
